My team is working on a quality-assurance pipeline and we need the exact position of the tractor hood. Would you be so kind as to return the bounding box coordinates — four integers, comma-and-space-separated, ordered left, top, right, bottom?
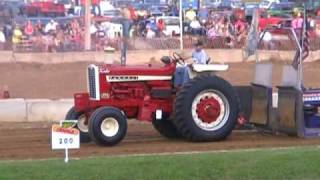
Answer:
98, 64, 176, 76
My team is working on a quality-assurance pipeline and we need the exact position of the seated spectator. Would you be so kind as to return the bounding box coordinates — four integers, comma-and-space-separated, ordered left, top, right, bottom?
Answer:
185, 6, 196, 22
207, 26, 217, 39
234, 18, 247, 42
12, 25, 22, 51
147, 18, 158, 35
157, 19, 166, 37
24, 20, 34, 37
189, 19, 203, 35
306, 15, 315, 30
146, 27, 156, 39
45, 19, 58, 34
35, 20, 44, 35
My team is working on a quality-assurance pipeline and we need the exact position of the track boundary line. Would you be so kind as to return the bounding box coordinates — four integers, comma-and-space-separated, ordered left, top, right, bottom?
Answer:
1, 145, 320, 164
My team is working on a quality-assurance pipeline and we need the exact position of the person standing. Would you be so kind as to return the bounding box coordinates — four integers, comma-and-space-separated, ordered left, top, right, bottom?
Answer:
91, 0, 101, 16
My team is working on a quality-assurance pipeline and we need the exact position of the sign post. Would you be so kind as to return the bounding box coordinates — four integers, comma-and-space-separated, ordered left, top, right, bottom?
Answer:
51, 120, 80, 163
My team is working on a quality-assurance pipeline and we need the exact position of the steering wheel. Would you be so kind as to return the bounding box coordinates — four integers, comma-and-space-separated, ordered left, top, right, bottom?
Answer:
172, 52, 185, 65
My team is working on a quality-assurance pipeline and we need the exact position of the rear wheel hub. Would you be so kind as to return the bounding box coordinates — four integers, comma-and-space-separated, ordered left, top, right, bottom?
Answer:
191, 89, 230, 131
196, 97, 221, 123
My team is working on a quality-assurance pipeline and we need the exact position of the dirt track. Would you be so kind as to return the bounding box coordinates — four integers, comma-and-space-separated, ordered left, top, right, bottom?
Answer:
1, 60, 320, 160
1, 121, 320, 160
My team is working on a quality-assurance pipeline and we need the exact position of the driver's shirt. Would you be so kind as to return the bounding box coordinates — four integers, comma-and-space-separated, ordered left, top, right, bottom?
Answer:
192, 50, 208, 64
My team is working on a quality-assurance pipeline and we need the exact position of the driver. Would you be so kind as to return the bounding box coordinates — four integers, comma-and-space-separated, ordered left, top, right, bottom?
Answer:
192, 40, 209, 64
174, 41, 208, 87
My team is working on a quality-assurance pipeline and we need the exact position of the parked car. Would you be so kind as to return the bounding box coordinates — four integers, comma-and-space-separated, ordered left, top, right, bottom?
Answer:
149, 6, 165, 17
156, 16, 180, 36
259, 0, 280, 9
267, 2, 295, 17
231, 1, 245, 10
258, 13, 292, 32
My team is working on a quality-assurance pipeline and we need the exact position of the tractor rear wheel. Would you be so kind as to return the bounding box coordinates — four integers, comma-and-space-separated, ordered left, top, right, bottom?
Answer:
174, 75, 239, 142
88, 107, 127, 146
65, 107, 91, 143
152, 114, 181, 139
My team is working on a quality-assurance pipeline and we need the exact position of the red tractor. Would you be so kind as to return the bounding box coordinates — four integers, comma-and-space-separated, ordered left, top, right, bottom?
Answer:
66, 53, 240, 146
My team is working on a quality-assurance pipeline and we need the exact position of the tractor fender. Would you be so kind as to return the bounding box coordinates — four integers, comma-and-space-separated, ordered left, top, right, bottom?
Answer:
188, 64, 229, 79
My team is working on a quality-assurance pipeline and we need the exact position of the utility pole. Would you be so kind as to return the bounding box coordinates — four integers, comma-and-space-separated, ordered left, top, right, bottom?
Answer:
84, 0, 91, 51
179, 0, 183, 50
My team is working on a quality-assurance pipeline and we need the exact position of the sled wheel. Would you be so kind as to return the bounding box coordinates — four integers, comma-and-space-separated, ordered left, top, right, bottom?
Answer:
152, 114, 181, 139
174, 75, 239, 141
88, 107, 127, 146
65, 107, 91, 143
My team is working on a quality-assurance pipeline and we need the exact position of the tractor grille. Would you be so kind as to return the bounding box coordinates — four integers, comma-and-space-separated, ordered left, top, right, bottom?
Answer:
87, 65, 99, 100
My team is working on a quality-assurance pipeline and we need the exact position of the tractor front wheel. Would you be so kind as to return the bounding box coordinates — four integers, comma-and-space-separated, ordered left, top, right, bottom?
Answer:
88, 107, 127, 146
174, 75, 239, 142
65, 107, 91, 143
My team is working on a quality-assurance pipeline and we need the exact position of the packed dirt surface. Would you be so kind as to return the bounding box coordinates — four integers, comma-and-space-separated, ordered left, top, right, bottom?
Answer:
1, 59, 320, 160
1, 121, 320, 160
0, 61, 320, 98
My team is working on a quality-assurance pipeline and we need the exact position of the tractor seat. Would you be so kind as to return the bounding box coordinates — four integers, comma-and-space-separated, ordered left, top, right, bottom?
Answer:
104, 63, 175, 76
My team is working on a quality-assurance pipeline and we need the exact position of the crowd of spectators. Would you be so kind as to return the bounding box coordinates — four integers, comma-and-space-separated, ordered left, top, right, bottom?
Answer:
0, 18, 86, 52
0, 4, 319, 52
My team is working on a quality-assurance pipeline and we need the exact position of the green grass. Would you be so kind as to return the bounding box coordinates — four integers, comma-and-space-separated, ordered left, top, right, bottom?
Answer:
1, 147, 320, 180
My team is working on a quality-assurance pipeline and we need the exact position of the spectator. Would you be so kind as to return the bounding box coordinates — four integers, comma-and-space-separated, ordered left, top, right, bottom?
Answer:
45, 19, 58, 33
3, 23, 12, 41
189, 19, 203, 35
90, 23, 98, 35
147, 18, 158, 35
306, 14, 315, 30
156, 19, 165, 37
0, 27, 6, 50
207, 26, 217, 39
234, 18, 247, 42
35, 20, 44, 35
92, 0, 101, 16
170, 5, 178, 16
24, 20, 34, 37
261, 31, 273, 50
292, 12, 303, 30
185, 6, 196, 22
12, 25, 22, 51
146, 26, 156, 39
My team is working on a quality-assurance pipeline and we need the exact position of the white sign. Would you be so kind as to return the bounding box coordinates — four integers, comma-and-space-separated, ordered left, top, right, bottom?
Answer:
52, 124, 80, 150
